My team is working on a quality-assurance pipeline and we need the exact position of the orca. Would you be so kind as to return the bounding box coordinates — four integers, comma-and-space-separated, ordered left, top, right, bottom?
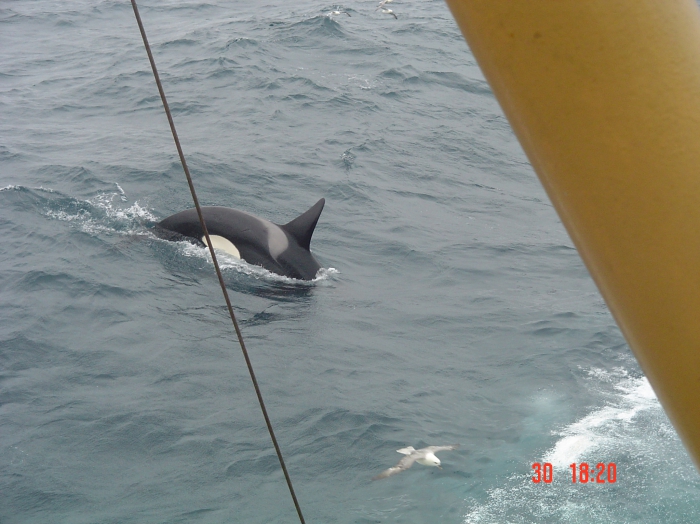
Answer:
155, 198, 325, 281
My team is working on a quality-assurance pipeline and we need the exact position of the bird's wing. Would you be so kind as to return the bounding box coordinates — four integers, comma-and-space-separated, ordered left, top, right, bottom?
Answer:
423, 444, 459, 454
372, 455, 417, 480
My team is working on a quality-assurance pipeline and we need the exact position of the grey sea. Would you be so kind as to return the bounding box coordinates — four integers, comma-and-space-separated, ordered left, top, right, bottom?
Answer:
2, 1, 700, 522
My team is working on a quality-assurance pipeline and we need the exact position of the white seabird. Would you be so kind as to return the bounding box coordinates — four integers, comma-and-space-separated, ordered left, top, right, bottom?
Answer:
379, 8, 398, 19
372, 444, 459, 480
328, 10, 351, 17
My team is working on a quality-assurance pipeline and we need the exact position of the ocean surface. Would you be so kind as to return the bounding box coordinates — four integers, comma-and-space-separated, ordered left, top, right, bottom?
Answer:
2, 1, 699, 522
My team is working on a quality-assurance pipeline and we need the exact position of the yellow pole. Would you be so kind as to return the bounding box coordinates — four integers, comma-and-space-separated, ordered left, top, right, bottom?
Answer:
443, 0, 700, 466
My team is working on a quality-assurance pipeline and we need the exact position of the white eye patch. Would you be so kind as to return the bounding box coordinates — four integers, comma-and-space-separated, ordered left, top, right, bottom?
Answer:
201, 235, 241, 259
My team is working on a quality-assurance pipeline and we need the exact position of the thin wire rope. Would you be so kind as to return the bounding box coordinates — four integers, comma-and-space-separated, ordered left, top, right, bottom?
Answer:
129, 2, 306, 522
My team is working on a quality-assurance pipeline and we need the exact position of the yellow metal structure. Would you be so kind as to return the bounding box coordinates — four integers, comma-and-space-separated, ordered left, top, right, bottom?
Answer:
444, 0, 700, 466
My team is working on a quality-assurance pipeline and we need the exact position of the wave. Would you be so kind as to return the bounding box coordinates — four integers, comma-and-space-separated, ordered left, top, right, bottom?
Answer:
274, 14, 351, 43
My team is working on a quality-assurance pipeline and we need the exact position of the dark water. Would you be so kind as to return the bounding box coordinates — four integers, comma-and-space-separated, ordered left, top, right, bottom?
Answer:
2, 1, 699, 522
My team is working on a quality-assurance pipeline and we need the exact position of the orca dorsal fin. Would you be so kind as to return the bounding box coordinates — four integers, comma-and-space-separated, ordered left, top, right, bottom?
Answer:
281, 198, 325, 251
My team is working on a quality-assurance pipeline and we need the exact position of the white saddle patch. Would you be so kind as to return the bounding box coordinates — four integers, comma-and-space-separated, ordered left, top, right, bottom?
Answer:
202, 235, 241, 259
229, 212, 288, 260
260, 219, 288, 259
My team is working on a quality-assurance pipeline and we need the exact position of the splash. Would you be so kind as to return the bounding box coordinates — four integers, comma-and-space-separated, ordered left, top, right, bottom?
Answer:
1, 184, 56, 193
43, 183, 156, 236
179, 241, 339, 284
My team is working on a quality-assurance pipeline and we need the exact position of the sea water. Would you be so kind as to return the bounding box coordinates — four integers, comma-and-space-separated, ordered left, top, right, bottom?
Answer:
1, 1, 699, 522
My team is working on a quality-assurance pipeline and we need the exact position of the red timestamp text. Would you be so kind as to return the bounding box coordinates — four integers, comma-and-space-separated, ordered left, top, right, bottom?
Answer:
570, 462, 616, 483
531, 462, 617, 483
531, 462, 553, 483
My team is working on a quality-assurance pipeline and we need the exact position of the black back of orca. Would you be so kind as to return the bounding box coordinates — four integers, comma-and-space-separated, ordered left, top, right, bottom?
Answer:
155, 198, 325, 281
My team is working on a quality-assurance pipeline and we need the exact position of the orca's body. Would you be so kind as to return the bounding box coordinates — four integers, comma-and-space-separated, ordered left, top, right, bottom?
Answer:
156, 198, 325, 280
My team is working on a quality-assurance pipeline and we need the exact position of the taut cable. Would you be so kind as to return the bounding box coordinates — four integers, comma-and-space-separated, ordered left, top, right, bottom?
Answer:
129, 2, 306, 522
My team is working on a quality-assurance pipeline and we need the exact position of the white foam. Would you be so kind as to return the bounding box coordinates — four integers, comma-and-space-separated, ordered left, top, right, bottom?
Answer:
463, 368, 669, 524
45, 209, 83, 222
543, 371, 657, 468
89, 191, 157, 222
43, 185, 157, 238
314, 267, 339, 282
1, 184, 57, 193
114, 182, 127, 202
180, 241, 338, 284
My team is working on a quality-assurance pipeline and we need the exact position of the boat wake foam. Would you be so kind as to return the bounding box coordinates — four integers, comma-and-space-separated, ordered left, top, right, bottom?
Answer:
463, 366, 698, 523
